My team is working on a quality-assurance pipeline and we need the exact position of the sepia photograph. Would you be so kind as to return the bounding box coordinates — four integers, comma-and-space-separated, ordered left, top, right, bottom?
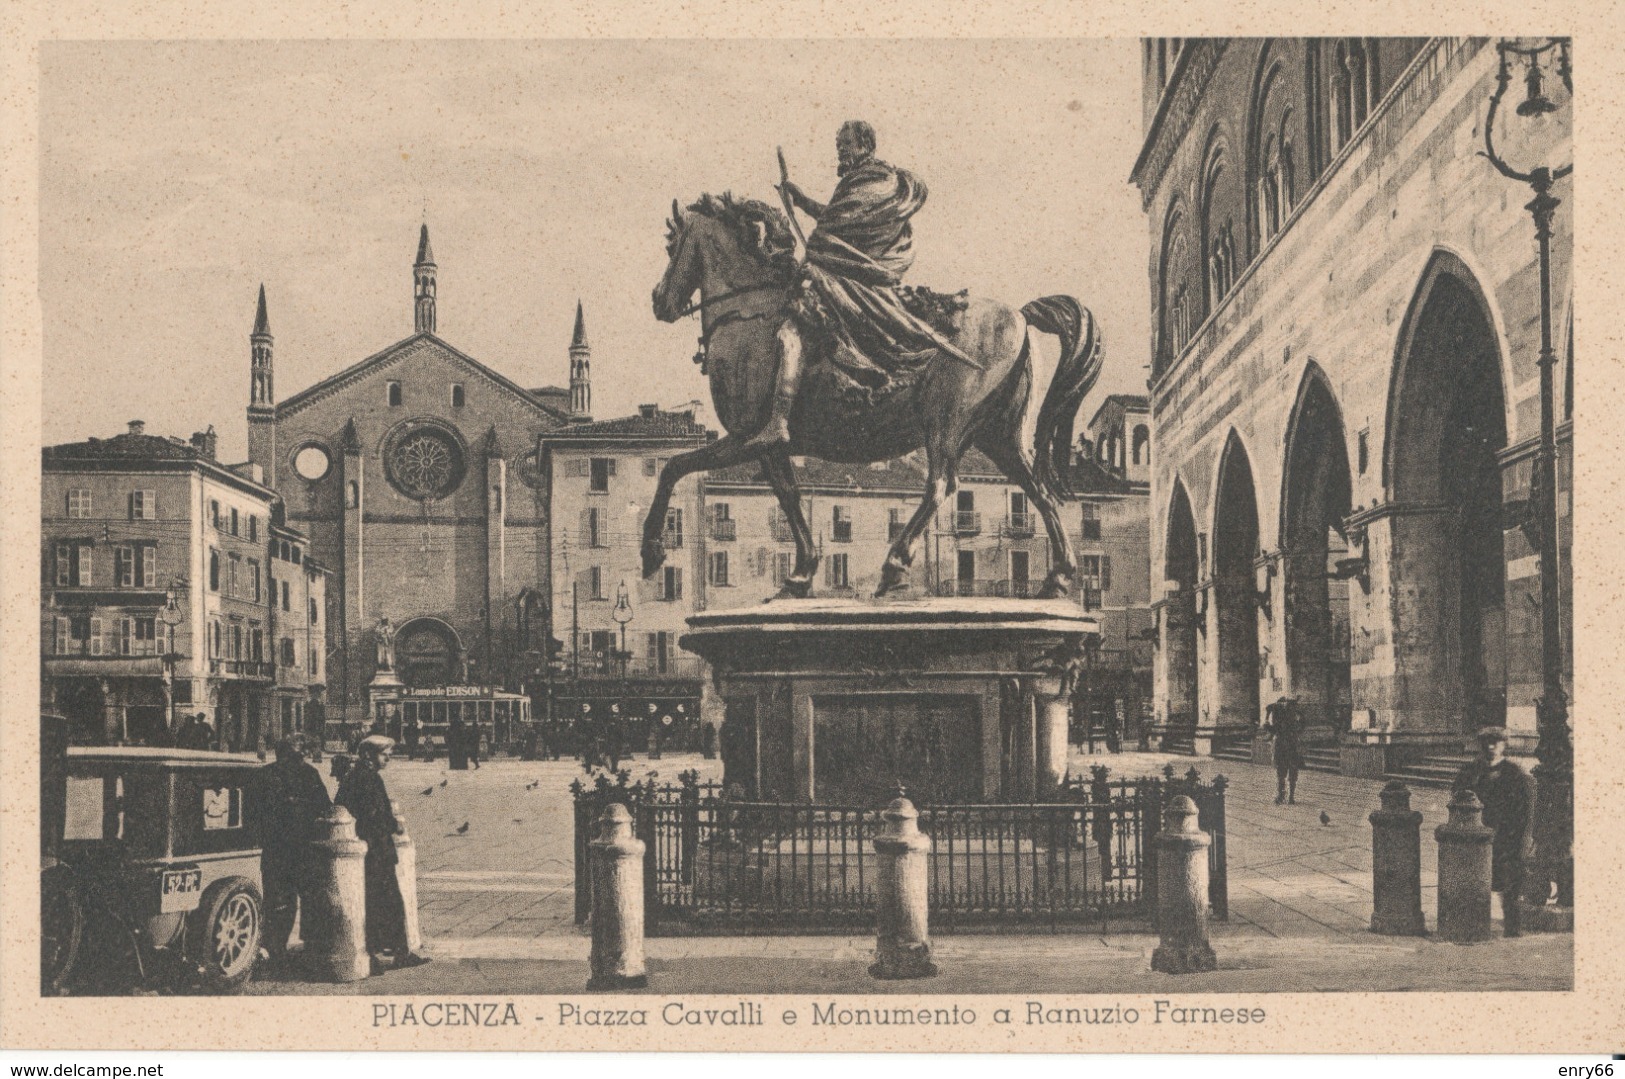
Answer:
3, 9, 1617, 1058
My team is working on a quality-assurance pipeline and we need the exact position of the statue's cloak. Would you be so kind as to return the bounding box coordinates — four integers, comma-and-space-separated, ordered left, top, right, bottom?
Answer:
797, 157, 965, 390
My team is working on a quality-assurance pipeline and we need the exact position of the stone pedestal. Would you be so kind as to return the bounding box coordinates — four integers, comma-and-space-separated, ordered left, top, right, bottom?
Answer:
1369, 781, 1426, 936
1036, 691, 1071, 795
681, 598, 1099, 805
1435, 790, 1495, 943
870, 796, 937, 980
588, 804, 647, 990
389, 800, 422, 954
367, 670, 403, 731
1151, 796, 1217, 974
302, 808, 369, 982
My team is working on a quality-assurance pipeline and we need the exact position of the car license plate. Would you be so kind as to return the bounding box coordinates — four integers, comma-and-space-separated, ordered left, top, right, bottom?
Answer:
160, 868, 202, 913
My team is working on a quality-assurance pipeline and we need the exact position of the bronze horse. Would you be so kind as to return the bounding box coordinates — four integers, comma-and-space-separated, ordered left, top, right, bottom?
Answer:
647, 193, 1103, 599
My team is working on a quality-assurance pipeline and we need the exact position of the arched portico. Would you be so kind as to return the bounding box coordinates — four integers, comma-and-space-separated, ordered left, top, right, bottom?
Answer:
1157, 479, 1202, 746
1211, 433, 1262, 733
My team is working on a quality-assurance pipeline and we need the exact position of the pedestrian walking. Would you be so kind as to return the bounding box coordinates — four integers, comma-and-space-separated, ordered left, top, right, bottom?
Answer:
1453, 727, 1536, 937
447, 714, 469, 771
465, 718, 482, 770
1263, 695, 1304, 805
335, 735, 430, 973
402, 713, 421, 762
253, 736, 332, 967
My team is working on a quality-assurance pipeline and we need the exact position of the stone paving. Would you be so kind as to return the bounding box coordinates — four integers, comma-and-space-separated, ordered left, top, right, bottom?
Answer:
252, 747, 1571, 994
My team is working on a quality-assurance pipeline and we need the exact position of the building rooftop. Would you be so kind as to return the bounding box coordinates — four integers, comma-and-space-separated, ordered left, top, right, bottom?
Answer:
959, 447, 1137, 496
709, 455, 927, 493
541, 406, 710, 441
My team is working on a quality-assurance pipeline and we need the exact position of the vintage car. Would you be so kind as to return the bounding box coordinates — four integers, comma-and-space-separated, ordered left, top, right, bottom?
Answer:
44, 743, 268, 993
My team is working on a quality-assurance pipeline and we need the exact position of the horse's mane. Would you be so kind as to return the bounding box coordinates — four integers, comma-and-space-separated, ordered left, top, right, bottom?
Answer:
685, 192, 798, 281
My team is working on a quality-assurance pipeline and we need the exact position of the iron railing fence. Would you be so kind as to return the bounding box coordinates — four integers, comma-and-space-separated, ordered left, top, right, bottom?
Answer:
572, 769, 1225, 933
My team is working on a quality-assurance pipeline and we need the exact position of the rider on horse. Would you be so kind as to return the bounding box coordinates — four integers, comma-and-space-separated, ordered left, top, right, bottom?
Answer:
746, 120, 974, 450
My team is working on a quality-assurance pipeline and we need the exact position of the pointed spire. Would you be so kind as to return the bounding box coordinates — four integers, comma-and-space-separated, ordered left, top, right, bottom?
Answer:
571, 300, 588, 348
483, 426, 505, 458
341, 418, 361, 453
414, 224, 437, 334
252, 284, 271, 336
416, 223, 435, 266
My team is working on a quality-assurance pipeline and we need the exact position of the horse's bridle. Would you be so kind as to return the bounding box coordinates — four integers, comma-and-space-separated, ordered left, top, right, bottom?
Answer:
666, 212, 793, 374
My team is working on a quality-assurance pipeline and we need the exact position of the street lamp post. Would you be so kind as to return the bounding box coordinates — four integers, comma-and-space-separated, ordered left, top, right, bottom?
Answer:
1483, 36, 1573, 909
160, 586, 186, 742
612, 581, 636, 681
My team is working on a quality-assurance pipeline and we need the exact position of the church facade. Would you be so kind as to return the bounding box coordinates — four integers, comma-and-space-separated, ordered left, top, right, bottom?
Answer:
246, 226, 579, 733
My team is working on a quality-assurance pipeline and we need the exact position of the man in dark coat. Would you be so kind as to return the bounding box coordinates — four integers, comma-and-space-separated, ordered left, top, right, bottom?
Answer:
336, 736, 429, 972
1453, 727, 1536, 937
402, 713, 421, 762
253, 737, 332, 965
446, 714, 469, 770
1263, 695, 1304, 805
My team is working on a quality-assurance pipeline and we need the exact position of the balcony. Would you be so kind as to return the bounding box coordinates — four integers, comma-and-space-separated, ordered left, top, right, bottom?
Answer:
994, 579, 1035, 598
210, 658, 275, 680
937, 579, 992, 598
1003, 513, 1036, 538
574, 656, 705, 680
710, 519, 737, 542
951, 511, 982, 537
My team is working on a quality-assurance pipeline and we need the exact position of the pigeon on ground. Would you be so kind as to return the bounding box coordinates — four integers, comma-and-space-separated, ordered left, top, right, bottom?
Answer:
421, 787, 434, 796
1320, 810, 1332, 826
455, 821, 470, 834
440, 779, 449, 788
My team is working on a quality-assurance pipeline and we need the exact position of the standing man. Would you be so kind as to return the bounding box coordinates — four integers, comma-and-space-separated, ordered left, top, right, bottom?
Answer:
1262, 695, 1304, 805
446, 714, 469, 770
336, 736, 430, 973
1453, 727, 1536, 937
254, 737, 332, 967
402, 711, 422, 762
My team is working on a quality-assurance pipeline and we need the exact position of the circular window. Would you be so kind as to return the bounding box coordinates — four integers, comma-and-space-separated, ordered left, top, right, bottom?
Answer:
384, 424, 465, 500
293, 444, 331, 482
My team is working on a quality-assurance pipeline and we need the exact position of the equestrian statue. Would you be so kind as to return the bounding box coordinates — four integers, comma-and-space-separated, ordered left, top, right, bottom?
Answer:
646, 120, 1104, 600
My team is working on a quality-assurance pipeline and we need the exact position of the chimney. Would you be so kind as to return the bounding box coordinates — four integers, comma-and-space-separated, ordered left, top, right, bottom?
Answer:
127, 420, 145, 436
639, 404, 658, 418
190, 427, 218, 460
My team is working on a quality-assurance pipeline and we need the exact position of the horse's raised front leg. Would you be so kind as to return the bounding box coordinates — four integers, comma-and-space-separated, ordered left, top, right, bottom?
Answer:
760, 450, 818, 599
641, 434, 763, 579
877, 437, 958, 598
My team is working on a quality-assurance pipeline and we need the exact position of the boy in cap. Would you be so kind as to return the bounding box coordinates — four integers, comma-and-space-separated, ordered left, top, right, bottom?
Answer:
1453, 727, 1536, 937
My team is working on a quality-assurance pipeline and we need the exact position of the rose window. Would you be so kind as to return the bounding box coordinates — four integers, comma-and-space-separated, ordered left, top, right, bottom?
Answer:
384, 426, 464, 499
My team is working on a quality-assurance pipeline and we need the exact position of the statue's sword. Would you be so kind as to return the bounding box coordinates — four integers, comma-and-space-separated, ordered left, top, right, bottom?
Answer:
776, 146, 808, 256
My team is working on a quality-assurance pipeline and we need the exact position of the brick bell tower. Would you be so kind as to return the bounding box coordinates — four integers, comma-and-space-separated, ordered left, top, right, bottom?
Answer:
414, 223, 437, 335
569, 299, 591, 422
245, 284, 277, 485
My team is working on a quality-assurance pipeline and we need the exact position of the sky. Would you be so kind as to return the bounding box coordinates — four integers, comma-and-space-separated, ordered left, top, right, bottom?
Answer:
40, 39, 1152, 460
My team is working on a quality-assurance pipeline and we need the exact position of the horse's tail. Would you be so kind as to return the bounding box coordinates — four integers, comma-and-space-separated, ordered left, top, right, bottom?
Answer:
1024, 295, 1104, 500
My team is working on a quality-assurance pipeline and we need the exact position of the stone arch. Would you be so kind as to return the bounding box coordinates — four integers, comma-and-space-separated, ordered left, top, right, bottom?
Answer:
1162, 477, 1202, 735
396, 616, 466, 688
1133, 424, 1151, 465
1198, 125, 1241, 311
1156, 197, 1199, 377
1280, 362, 1354, 733
1211, 431, 1262, 729
1383, 252, 1510, 733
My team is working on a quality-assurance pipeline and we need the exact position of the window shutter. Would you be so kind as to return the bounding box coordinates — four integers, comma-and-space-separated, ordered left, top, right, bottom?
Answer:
78, 544, 92, 586
1101, 555, 1112, 591
569, 459, 588, 478
89, 617, 104, 656
757, 547, 767, 577
824, 558, 834, 586
606, 458, 618, 477
673, 568, 683, 599
54, 617, 68, 654
142, 545, 155, 588
644, 458, 657, 477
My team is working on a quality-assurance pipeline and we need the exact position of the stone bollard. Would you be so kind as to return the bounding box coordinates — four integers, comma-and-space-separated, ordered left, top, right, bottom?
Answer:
1435, 789, 1495, 943
302, 807, 370, 982
870, 795, 937, 979
1151, 795, 1217, 974
390, 800, 422, 954
1369, 781, 1426, 936
588, 803, 648, 990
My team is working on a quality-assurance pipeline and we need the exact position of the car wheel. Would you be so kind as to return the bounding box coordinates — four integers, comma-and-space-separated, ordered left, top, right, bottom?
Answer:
187, 877, 262, 993
40, 866, 84, 994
